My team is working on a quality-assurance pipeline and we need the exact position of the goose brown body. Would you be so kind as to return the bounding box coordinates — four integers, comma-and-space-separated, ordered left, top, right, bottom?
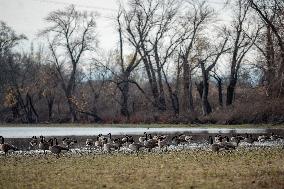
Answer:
49, 138, 69, 158
0, 136, 17, 155
39, 136, 49, 154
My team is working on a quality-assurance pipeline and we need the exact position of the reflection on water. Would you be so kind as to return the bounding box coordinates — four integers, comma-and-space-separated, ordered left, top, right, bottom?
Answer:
0, 127, 283, 138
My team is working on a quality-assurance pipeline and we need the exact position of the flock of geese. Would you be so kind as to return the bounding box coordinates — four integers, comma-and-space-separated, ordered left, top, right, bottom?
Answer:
0, 132, 283, 158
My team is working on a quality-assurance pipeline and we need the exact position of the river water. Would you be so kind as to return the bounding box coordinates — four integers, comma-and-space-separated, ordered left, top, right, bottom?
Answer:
0, 127, 283, 138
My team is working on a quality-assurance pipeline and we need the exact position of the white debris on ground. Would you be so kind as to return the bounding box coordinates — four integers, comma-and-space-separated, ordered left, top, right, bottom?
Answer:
1, 139, 283, 157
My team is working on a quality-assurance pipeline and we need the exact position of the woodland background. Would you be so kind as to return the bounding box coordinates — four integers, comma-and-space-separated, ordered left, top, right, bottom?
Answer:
0, 0, 283, 124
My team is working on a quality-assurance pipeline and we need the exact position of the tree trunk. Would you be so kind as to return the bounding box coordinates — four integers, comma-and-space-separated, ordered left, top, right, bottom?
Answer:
26, 93, 39, 123
217, 79, 223, 107
182, 58, 194, 113
141, 53, 163, 111
119, 72, 131, 119
47, 97, 54, 121
200, 64, 212, 115
196, 82, 203, 99
201, 80, 212, 115
66, 94, 78, 122
188, 70, 194, 111
226, 79, 237, 106
157, 66, 166, 111
265, 26, 275, 97
163, 69, 179, 115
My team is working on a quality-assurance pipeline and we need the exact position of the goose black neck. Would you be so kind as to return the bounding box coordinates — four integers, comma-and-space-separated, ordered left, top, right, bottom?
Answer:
54, 138, 58, 145
208, 136, 213, 144
49, 139, 53, 146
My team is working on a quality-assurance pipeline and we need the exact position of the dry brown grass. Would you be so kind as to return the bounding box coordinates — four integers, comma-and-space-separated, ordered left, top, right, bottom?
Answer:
0, 149, 284, 189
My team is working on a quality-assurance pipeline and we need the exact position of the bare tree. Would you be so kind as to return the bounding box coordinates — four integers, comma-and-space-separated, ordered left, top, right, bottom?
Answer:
40, 5, 98, 122
178, 1, 214, 113
122, 0, 182, 112
226, 0, 259, 105
0, 21, 27, 56
0, 21, 26, 97
248, 0, 284, 96
116, 11, 141, 119
211, 69, 224, 107
197, 37, 229, 115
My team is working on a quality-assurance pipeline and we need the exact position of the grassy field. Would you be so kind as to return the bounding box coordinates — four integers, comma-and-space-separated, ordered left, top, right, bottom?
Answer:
0, 123, 284, 128
0, 149, 284, 189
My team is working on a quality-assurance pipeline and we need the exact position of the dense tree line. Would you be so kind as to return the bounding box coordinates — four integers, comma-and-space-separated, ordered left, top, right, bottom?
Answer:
0, 0, 283, 124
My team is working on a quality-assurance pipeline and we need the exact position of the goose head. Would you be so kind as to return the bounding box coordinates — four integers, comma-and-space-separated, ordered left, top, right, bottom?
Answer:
108, 133, 112, 139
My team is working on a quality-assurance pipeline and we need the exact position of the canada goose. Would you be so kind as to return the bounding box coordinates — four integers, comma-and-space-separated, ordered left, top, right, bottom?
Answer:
100, 133, 112, 144
152, 134, 166, 141
0, 136, 18, 156
152, 135, 158, 141
244, 134, 255, 144
270, 132, 282, 140
223, 136, 229, 142
128, 135, 135, 143
121, 135, 128, 143
123, 136, 133, 148
144, 134, 157, 152
208, 136, 214, 145
62, 137, 77, 148
103, 138, 113, 153
94, 136, 103, 150
171, 136, 181, 146
178, 134, 187, 143
139, 132, 147, 143
107, 133, 113, 143
29, 136, 38, 150
39, 136, 49, 154
112, 138, 122, 151
49, 138, 69, 158
230, 135, 241, 146
129, 142, 143, 155
209, 135, 220, 151
97, 134, 105, 142
86, 138, 94, 148
258, 135, 269, 142
211, 143, 221, 152
220, 136, 236, 150
214, 134, 222, 143
157, 138, 168, 151
185, 135, 193, 143
102, 137, 119, 153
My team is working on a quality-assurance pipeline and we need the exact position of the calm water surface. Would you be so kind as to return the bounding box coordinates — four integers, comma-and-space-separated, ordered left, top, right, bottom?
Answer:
0, 127, 283, 138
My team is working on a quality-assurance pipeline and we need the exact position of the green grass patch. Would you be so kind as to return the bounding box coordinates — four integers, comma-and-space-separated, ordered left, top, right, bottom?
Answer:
0, 149, 284, 188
